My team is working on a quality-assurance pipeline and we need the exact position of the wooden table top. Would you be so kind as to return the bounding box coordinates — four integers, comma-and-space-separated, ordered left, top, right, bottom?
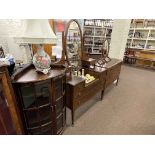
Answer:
12, 65, 66, 84
67, 76, 85, 86
104, 59, 122, 69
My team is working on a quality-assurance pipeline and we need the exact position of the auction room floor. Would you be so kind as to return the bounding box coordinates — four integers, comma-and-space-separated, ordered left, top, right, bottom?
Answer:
64, 65, 155, 135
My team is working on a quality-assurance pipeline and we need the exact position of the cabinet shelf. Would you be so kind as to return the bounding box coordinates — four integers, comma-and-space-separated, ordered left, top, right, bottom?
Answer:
84, 19, 113, 55
132, 38, 147, 40
130, 47, 145, 50
127, 19, 155, 51
89, 53, 102, 55
93, 36, 105, 38
84, 26, 112, 29
84, 44, 93, 46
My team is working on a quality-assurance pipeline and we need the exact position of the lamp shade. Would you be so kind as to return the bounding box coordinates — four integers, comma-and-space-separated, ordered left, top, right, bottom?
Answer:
14, 19, 57, 44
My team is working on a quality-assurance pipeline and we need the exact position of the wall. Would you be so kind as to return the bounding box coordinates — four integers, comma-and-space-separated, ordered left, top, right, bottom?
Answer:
0, 19, 33, 63
0, 19, 131, 62
109, 19, 131, 60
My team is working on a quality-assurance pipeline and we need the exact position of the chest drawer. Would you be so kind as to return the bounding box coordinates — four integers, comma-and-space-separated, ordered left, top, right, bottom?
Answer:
73, 82, 85, 99
73, 80, 102, 109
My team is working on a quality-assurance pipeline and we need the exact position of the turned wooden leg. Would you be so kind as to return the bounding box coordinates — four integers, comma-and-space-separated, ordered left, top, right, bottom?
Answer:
101, 90, 104, 100
71, 110, 74, 126
116, 77, 119, 86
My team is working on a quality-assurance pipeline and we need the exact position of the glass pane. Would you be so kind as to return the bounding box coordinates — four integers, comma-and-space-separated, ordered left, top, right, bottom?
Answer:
56, 115, 63, 133
67, 21, 82, 70
28, 123, 53, 135
41, 124, 53, 135
63, 109, 66, 127
55, 78, 62, 88
54, 78, 62, 100
55, 98, 63, 116
28, 127, 41, 135
25, 110, 39, 128
35, 81, 50, 106
39, 106, 52, 125
21, 85, 36, 109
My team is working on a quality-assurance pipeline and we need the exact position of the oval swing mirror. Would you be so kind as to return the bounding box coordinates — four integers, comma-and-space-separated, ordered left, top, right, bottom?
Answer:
65, 19, 82, 71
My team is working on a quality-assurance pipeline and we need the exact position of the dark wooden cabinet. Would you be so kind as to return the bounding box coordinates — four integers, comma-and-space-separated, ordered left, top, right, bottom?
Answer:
66, 67, 107, 125
12, 64, 66, 135
0, 65, 22, 135
104, 59, 122, 88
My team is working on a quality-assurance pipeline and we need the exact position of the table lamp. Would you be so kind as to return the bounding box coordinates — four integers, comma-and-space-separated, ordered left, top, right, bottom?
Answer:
14, 19, 57, 74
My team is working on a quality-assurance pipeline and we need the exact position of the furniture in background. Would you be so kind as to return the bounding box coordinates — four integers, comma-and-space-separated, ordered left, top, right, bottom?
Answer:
0, 65, 22, 134
124, 48, 155, 69
125, 19, 155, 69
66, 66, 109, 125
64, 19, 107, 125
83, 19, 113, 59
12, 64, 66, 135
15, 60, 23, 66
104, 59, 122, 89
124, 48, 136, 64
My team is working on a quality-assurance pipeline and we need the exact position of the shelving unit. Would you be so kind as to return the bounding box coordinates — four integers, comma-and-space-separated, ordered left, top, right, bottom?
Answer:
124, 19, 155, 69
83, 19, 113, 58
127, 19, 155, 50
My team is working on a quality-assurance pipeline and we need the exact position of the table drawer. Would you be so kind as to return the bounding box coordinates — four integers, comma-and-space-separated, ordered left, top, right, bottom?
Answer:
73, 81, 102, 109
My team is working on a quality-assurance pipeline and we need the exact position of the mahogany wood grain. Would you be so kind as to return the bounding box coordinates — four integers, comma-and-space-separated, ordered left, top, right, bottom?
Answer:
0, 65, 23, 134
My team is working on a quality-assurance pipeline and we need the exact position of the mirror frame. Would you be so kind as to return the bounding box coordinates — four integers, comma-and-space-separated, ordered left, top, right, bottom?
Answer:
100, 39, 111, 62
101, 39, 110, 57
64, 19, 83, 66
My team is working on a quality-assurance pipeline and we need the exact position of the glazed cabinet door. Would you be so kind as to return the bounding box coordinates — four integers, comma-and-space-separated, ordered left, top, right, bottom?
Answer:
52, 74, 66, 134
15, 80, 54, 135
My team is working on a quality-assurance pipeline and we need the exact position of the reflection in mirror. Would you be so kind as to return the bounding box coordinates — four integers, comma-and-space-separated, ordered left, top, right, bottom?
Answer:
95, 39, 111, 67
101, 39, 111, 62
51, 46, 62, 63
102, 39, 109, 56
66, 20, 82, 71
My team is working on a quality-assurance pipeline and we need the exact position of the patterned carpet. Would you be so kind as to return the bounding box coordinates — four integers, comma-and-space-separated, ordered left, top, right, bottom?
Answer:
63, 65, 155, 135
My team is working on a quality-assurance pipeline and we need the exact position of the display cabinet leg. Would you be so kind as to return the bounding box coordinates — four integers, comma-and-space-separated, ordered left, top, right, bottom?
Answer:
71, 110, 74, 126
101, 90, 104, 100
116, 78, 119, 86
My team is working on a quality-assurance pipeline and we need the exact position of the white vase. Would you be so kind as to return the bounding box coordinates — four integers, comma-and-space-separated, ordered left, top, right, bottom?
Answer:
33, 44, 51, 74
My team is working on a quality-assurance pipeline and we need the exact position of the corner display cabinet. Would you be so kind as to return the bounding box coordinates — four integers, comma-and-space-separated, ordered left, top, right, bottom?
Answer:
12, 64, 66, 135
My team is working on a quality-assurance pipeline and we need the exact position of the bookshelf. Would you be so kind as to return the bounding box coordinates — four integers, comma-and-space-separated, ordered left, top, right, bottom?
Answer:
83, 19, 113, 58
124, 19, 155, 69
127, 19, 155, 50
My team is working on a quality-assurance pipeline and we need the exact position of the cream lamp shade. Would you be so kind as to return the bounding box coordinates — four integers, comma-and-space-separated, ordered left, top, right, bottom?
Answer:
14, 19, 57, 44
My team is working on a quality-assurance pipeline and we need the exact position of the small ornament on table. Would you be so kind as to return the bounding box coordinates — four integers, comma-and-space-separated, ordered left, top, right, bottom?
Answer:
74, 71, 78, 76
78, 71, 81, 77
82, 69, 84, 78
